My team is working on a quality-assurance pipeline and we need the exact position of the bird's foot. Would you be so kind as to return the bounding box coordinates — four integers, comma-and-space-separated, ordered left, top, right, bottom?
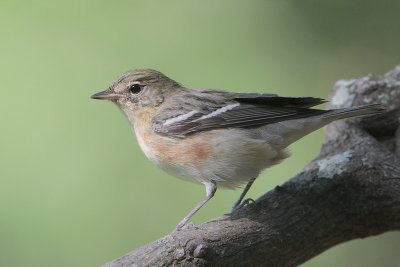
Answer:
175, 219, 196, 231
231, 198, 255, 212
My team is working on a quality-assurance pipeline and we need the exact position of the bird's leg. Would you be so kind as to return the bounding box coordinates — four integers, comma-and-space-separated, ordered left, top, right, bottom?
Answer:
176, 181, 217, 230
231, 177, 256, 212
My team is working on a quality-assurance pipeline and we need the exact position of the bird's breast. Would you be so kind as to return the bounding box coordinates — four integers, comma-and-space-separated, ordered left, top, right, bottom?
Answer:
132, 108, 213, 169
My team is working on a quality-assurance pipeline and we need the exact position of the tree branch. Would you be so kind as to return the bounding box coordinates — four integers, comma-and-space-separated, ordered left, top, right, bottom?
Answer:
104, 66, 400, 267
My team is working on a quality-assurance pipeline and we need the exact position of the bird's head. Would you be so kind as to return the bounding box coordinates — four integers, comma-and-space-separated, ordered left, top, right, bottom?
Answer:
91, 69, 181, 110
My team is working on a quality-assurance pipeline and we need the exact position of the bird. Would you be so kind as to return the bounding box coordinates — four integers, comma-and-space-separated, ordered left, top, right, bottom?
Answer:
91, 69, 384, 229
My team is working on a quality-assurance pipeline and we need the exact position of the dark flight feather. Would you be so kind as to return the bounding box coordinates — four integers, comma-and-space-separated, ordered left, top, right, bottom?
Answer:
152, 92, 328, 137
234, 94, 326, 108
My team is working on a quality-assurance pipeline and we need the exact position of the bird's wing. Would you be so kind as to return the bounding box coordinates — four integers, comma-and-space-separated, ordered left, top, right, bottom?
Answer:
234, 93, 326, 108
152, 91, 327, 137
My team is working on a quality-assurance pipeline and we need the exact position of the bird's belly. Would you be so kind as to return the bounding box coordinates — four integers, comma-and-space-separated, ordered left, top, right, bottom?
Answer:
134, 125, 215, 183
200, 129, 290, 188
135, 126, 289, 188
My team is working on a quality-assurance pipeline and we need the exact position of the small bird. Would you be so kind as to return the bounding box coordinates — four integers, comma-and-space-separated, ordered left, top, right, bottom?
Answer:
91, 69, 383, 229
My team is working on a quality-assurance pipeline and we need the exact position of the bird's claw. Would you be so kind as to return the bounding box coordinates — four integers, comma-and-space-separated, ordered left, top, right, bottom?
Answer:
175, 220, 195, 231
231, 198, 255, 212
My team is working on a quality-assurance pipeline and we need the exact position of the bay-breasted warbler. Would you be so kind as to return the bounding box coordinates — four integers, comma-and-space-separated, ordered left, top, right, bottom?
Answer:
92, 69, 384, 229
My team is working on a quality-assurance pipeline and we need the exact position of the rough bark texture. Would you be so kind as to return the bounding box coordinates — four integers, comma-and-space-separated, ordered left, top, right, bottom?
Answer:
104, 66, 400, 267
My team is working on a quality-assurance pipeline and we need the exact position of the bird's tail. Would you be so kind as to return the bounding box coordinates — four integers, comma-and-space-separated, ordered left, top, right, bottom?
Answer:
264, 103, 384, 148
323, 103, 385, 121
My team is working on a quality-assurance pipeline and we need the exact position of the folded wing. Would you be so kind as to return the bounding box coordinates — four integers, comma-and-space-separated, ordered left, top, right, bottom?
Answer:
152, 92, 327, 137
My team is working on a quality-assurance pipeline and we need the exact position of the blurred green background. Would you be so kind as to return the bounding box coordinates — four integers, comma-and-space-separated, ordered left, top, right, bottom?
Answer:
1, 0, 400, 266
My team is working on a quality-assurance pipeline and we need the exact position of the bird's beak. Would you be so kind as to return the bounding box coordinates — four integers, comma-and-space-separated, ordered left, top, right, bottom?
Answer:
91, 89, 121, 100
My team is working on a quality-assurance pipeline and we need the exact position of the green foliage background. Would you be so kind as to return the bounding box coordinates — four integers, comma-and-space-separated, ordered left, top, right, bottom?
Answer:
1, 1, 400, 266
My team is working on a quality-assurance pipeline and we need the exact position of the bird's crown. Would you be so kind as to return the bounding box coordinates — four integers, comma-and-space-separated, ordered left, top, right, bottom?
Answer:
111, 69, 180, 93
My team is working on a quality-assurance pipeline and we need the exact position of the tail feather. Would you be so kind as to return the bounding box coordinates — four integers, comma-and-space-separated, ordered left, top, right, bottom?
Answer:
323, 104, 385, 121
262, 104, 385, 148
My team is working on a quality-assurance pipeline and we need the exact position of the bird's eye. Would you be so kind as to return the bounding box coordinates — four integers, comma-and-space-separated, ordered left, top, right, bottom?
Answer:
128, 84, 142, 94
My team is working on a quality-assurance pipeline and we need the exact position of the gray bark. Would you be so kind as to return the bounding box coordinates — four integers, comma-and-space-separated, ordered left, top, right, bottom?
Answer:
104, 66, 400, 267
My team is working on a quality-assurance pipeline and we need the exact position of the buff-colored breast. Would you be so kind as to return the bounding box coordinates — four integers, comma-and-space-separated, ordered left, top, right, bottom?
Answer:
132, 107, 213, 169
